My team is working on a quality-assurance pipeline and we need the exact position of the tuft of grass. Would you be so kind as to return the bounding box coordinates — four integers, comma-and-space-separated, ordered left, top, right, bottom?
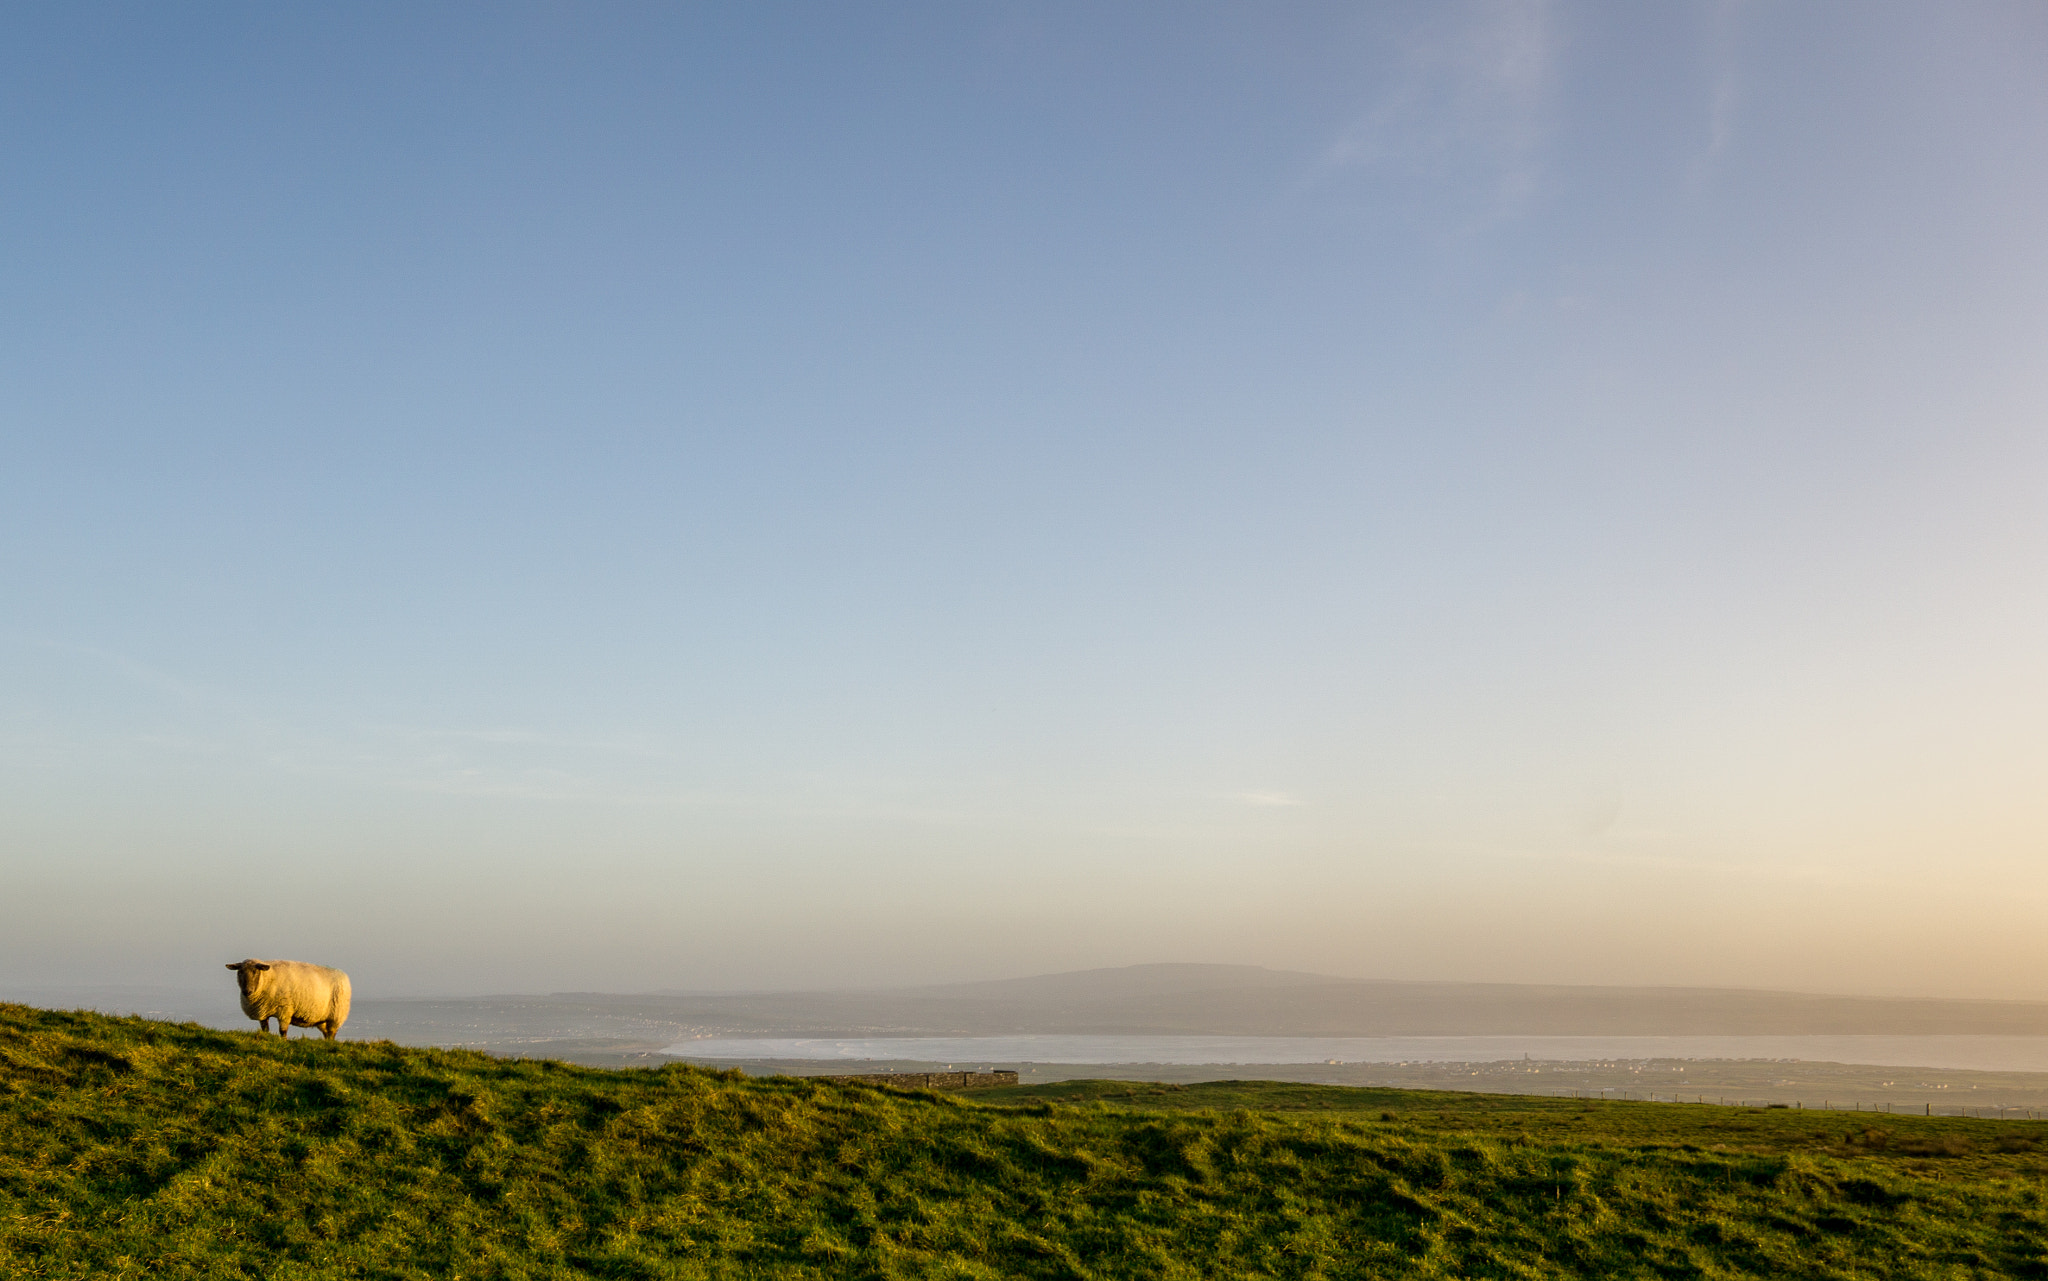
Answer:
4, 1002, 2048, 1277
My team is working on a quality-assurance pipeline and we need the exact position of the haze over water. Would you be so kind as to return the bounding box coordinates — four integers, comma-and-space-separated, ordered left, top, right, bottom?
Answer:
669, 1037, 2048, 1075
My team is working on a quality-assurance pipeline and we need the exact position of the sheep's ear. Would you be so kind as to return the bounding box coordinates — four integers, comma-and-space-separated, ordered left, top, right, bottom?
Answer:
251, 962, 271, 971
226, 962, 242, 970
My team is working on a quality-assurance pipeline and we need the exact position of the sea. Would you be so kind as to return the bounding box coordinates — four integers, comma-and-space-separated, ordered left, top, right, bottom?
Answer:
661, 1034, 2048, 1073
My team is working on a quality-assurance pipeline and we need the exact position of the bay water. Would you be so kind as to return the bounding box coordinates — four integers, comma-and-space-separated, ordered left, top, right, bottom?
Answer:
662, 1034, 2048, 1073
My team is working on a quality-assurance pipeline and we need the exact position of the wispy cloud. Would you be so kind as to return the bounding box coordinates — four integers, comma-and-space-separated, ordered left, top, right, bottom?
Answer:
0, 637, 716, 808
25, 635, 233, 712
1689, 0, 1747, 186
1312, 0, 1560, 218
1229, 790, 1305, 808
1474, 835, 1843, 886
283, 724, 720, 807
380, 723, 681, 760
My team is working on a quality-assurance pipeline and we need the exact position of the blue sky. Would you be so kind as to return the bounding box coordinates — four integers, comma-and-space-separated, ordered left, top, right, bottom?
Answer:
4, 2, 2046, 997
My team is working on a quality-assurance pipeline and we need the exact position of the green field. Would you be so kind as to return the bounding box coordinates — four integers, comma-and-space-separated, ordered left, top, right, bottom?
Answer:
4, 1003, 2047, 1278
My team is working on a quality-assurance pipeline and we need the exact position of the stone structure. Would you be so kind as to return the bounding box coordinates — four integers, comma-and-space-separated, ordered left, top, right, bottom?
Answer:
818, 1070, 1018, 1090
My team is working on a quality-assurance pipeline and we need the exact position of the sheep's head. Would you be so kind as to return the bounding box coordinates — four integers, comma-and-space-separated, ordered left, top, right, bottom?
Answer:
225, 959, 272, 996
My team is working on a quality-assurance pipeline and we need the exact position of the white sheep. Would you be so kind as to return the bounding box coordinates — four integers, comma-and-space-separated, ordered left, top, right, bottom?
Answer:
225, 958, 352, 1040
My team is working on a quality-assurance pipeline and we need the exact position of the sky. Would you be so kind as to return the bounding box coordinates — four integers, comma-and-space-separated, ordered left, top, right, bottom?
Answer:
4, 2, 2046, 1000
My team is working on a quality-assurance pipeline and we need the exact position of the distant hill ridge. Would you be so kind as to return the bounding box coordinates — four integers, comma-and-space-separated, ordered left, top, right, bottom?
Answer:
587, 963, 2048, 1037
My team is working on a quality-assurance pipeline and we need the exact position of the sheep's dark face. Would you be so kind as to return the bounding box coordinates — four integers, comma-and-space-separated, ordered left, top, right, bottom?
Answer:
226, 959, 271, 996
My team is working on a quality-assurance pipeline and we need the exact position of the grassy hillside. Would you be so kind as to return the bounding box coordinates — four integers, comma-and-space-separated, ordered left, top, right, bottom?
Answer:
4, 1003, 2048, 1278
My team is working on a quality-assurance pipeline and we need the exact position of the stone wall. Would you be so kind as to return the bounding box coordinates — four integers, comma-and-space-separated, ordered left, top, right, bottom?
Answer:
819, 1070, 1019, 1090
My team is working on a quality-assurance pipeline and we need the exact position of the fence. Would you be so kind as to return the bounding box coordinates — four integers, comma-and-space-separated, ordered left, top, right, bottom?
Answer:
1550, 1090, 2044, 1118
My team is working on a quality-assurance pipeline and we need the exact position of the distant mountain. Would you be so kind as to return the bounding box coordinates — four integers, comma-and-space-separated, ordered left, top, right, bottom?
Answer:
615, 964, 2048, 1039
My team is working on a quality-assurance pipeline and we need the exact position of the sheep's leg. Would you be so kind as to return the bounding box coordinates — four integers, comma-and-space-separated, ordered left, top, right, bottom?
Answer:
318, 1019, 337, 1040
273, 1010, 293, 1038
255, 1016, 273, 1035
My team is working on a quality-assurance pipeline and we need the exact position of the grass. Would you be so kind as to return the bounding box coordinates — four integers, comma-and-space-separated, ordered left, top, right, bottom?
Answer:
4, 1003, 2048, 1278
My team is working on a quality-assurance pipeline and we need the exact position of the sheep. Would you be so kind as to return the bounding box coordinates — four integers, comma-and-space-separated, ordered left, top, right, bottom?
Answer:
225, 958, 352, 1040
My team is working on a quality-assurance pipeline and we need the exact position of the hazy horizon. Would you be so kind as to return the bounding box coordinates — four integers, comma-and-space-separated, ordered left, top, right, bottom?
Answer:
38, 960, 2048, 1004
6, 3, 2047, 1002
